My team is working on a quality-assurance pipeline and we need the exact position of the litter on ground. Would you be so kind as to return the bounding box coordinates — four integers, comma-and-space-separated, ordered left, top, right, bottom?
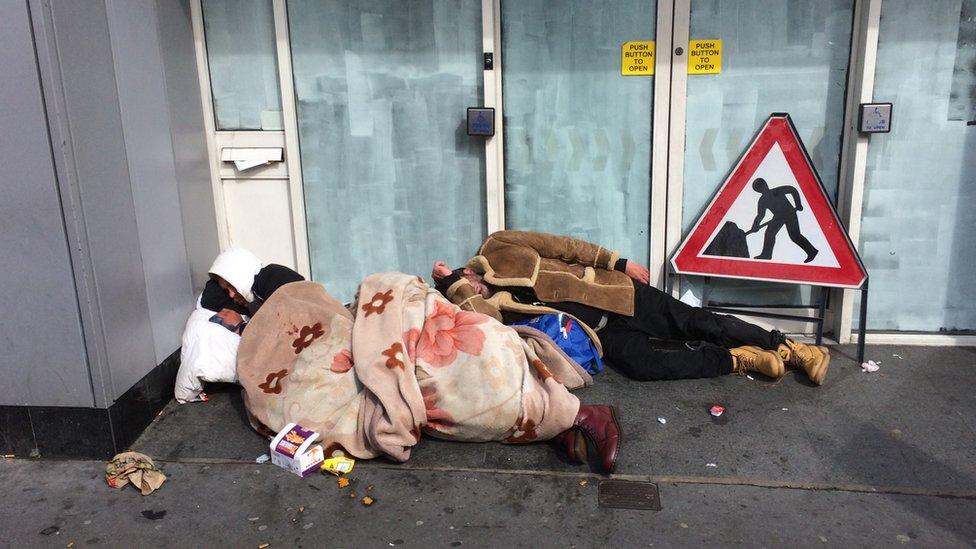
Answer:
657, 417, 667, 425
709, 405, 725, 417
861, 360, 880, 373
104, 452, 166, 496
255, 454, 270, 464
706, 463, 717, 467
321, 456, 356, 476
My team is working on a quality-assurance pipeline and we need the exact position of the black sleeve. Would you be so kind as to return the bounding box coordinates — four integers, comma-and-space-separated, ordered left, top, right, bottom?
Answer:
614, 258, 629, 272
200, 279, 248, 315
251, 264, 305, 303
434, 272, 462, 297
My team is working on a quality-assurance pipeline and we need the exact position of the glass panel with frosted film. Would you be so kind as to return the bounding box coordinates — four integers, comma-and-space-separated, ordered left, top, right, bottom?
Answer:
855, 0, 976, 332
502, 0, 656, 264
202, 0, 283, 130
289, 1, 486, 301
681, 0, 853, 306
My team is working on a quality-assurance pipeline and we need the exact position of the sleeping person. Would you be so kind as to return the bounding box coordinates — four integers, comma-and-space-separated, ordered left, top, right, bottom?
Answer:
235, 270, 622, 474
201, 248, 305, 334
175, 248, 304, 403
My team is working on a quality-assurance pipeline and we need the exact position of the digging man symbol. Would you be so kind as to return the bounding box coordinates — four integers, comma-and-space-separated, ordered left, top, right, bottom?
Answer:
746, 177, 819, 263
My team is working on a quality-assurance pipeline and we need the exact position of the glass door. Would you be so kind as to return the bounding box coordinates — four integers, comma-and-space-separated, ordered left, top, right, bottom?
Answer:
856, 0, 976, 332
671, 0, 856, 308
500, 0, 660, 267
288, 1, 488, 300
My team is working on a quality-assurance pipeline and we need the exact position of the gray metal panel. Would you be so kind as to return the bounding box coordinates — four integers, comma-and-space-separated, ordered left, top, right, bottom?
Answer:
0, 0, 92, 407
43, 0, 157, 403
155, 0, 221, 295
106, 0, 195, 365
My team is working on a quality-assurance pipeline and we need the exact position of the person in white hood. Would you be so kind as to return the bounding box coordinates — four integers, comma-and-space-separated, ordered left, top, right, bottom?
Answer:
203, 247, 304, 333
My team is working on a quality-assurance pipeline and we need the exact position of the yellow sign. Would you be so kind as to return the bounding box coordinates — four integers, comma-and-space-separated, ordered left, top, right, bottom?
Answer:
621, 41, 655, 76
688, 39, 722, 74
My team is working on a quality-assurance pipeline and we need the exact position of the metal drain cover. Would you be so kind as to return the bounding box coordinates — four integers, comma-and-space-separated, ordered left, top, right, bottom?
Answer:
598, 480, 661, 510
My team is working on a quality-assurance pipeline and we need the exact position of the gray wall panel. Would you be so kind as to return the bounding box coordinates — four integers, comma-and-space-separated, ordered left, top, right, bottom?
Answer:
155, 0, 220, 294
0, 0, 92, 407
107, 0, 195, 364
46, 0, 157, 401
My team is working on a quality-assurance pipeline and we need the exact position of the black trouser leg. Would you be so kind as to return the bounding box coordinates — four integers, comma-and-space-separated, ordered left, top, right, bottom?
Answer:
629, 282, 785, 349
600, 329, 732, 381
598, 283, 785, 381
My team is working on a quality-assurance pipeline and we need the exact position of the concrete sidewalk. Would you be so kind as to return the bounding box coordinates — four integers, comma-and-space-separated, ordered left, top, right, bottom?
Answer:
2, 458, 975, 548
2, 344, 974, 547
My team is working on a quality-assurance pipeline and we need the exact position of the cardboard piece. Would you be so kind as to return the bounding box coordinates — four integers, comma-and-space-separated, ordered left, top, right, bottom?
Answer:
270, 423, 324, 477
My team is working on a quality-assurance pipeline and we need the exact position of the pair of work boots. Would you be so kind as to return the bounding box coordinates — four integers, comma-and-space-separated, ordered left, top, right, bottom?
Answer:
730, 339, 830, 385
552, 405, 620, 475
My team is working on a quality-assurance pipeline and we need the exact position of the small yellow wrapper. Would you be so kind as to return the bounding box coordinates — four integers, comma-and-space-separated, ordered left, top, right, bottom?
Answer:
320, 456, 356, 476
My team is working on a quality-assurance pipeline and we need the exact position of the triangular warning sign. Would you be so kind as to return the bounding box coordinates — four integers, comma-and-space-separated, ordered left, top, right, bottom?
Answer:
671, 114, 866, 288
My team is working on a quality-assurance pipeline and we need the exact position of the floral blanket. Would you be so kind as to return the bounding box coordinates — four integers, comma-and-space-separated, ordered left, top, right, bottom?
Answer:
237, 273, 590, 462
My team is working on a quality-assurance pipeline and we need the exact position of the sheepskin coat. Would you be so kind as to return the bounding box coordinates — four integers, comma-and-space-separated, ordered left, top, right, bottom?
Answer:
463, 230, 636, 316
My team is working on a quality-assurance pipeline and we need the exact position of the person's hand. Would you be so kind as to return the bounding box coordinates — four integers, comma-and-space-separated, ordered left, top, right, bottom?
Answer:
624, 260, 650, 285
431, 261, 453, 280
217, 308, 243, 329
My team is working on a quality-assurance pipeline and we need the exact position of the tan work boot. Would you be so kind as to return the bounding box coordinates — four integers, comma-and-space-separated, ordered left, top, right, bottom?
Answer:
778, 339, 830, 385
729, 346, 785, 380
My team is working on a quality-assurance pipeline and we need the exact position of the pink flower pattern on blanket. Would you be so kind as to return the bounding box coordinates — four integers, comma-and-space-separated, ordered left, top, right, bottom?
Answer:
330, 349, 353, 373
404, 300, 487, 367
421, 384, 455, 431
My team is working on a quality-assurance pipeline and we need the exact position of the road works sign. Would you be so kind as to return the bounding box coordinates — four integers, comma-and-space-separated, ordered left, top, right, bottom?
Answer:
671, 113, 866, 288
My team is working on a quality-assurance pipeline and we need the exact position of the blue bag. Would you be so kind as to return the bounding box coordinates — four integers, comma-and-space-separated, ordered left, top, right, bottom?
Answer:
510, 313, 604, 375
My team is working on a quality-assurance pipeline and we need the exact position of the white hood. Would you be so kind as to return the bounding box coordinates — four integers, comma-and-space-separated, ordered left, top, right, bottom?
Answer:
208, 247, 262, 303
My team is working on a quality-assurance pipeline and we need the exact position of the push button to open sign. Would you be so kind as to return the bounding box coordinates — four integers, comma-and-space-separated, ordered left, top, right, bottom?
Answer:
689, 39, 722, 74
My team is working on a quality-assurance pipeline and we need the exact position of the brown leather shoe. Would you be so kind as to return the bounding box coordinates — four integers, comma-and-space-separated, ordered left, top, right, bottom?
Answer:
552, 429, 587, 465
574, 405, 620, 474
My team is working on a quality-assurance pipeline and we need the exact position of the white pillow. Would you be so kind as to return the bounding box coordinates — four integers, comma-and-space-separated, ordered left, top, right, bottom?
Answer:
175, 307, 242, 403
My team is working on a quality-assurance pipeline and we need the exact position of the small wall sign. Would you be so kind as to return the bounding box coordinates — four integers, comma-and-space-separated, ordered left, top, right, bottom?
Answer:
467, 107, 495, 137
688, 39, 722, 74
859, 103, 892, 133
621, 41, 655, 76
